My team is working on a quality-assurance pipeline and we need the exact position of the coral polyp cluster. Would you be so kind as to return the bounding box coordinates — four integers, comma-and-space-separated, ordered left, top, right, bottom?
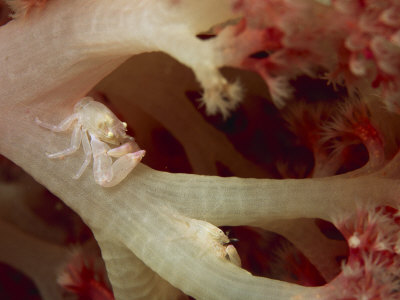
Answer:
224, 0, 400, 112
327, 206, 400, 300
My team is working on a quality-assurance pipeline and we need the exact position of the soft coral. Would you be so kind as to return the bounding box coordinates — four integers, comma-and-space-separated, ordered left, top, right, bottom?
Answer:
329, 205, 400, 300
58, 250, 114, 300
215, 0, 400, 112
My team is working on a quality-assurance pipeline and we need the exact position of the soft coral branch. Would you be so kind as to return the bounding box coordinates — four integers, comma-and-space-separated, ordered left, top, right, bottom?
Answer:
0, 0, 312, 299
2, 95, 400, 299
0, 0, 238, 111
0, 98, 314, 299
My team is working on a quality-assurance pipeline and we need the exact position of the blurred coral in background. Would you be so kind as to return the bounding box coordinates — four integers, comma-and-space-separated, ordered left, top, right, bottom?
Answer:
1, 0, 400, 299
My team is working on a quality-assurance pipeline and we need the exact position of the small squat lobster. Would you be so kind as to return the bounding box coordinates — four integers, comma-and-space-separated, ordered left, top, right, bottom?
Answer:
35, 97, 145, 187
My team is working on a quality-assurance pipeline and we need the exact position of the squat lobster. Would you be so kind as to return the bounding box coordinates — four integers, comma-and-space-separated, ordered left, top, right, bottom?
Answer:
35, 97, 145, 187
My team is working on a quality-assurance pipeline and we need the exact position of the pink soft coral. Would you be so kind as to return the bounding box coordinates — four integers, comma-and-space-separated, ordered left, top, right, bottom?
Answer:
328, 206, 400, 300
214, 0, 400, 112
58, 250, 114, 300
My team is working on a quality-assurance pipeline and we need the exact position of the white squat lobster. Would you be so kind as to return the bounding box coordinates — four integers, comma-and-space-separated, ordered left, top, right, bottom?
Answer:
35, 97, 145, 187
171, 215, 242, 267
191, 219, 242, 267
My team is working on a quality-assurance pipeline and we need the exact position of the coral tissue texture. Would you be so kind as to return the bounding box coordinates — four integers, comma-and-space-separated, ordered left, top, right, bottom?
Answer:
1, 0, 400, 300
